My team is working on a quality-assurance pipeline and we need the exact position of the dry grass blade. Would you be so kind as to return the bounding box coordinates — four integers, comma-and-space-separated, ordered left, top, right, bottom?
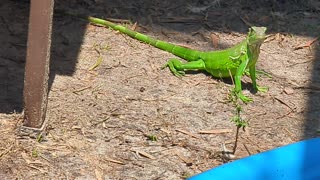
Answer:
28, 165, 47, 173
89, 56, 103, 71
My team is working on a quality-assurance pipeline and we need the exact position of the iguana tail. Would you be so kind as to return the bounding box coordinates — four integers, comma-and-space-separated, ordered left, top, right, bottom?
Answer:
87, 16, 200, 61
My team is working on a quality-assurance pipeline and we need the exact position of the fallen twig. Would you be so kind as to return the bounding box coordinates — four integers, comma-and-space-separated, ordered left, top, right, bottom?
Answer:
243, 143, 252, 155
294, 36, 319, 50
72, 86, 92, 94
104, 157, 125, 165
274, 97, 295, 111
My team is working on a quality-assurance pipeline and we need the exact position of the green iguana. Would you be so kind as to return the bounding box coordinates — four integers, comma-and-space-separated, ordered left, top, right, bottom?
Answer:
82, 15, 267, 103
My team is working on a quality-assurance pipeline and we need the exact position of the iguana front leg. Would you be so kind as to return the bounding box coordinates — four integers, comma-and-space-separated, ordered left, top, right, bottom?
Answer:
234, 58, 252, 103
249, 66, 268, 93
162, 58, 206, 77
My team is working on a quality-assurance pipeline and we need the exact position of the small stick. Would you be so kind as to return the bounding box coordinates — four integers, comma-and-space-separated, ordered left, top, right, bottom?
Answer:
243, 143, 252, 155
133, 150, 156, 160
72, 86, 92, 94
199, 129, 233, 134
176, 129, 200, 139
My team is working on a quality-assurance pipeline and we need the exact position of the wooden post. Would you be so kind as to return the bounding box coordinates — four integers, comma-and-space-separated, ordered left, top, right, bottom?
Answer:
23, 0, 54, 130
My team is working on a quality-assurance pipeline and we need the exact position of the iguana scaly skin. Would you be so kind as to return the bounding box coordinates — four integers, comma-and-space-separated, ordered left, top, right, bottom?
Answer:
86, 16, 267, 103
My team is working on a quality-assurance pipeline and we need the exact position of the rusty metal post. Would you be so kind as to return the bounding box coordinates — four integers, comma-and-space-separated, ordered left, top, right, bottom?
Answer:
23, 0, 54, 130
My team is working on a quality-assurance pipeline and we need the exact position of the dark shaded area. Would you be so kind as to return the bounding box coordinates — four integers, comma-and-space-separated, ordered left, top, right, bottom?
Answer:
0, 0, 88, 113
0, 0, 319, 176
0, 1, 29, 112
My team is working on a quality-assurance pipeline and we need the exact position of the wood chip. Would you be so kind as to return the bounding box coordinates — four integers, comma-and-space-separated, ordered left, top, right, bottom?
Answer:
0, 144, 13, 158
131, 22, 138, 31
21, 152, 31, 164
175, 151, 192, 166
275, 33, 285, 47
283, 87, 294, 95
199, 129, 233, 134
95, 169, 104, 180
210, 33, 219, 48
176, 129, 200, 139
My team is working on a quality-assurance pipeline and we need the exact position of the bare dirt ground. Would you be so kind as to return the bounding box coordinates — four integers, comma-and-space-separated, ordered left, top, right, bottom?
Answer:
0, 0, 320, 179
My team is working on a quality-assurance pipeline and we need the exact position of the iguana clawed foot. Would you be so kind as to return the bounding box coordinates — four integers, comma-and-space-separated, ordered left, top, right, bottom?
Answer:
238, 93, 253, 103
233, 85, 268, 103
231, 89, 253, 103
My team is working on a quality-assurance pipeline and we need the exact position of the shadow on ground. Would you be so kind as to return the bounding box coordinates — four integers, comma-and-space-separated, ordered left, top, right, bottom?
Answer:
0, 0, 87, 113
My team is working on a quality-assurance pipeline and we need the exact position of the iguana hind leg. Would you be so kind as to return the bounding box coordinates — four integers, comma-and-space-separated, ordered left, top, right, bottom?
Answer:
162, 58, 205, 77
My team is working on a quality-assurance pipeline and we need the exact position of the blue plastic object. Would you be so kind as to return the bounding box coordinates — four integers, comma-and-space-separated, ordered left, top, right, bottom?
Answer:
189, 138, 320, 180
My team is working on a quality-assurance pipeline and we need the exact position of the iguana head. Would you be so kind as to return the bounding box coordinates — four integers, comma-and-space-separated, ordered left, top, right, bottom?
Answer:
247, 26, 267, 45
